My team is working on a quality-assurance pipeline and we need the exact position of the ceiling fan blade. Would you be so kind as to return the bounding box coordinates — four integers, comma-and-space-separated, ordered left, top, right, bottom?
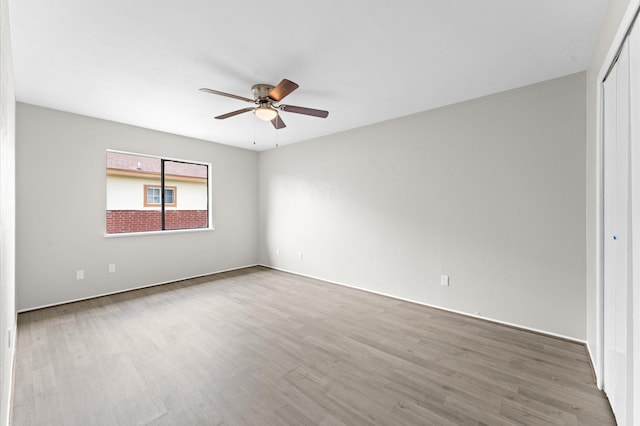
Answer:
268, 79, 299, 102
200, 88, 255, 104
215, 107, 254, 119
271, 115, 286, 129
279, 104, 329, 118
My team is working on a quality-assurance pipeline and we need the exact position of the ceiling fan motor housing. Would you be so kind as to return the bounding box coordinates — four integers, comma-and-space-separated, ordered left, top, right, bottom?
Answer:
251, 84, 275, 101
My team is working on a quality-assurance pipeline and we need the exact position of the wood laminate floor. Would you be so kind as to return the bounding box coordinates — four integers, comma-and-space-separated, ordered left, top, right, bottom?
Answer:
11, 266, 615, 425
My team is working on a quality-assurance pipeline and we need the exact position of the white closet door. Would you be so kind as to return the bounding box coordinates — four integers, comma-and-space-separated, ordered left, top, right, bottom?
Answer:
630, 18, 640, 425
603, 39, 631, 425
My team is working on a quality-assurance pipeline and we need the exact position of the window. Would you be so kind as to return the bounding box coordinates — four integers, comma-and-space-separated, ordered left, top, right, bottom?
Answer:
106, 151, 210, 234
144, 185, 176, 207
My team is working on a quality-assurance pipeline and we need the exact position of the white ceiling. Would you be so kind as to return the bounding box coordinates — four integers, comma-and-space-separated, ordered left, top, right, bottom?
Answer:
9, 0, 607, 151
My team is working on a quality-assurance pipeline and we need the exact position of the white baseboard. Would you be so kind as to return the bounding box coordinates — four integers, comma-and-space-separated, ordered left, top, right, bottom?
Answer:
17, 264, 260, 313
260, 264, 586, 345
18, 262, 587, 345
585, 341, 602, 389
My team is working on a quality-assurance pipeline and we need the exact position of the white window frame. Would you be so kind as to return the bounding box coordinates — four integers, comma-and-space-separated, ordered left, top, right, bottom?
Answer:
105, 149, 213, 237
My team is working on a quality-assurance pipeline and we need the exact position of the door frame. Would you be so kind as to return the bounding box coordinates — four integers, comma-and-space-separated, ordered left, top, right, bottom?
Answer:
595, 2, 640, 423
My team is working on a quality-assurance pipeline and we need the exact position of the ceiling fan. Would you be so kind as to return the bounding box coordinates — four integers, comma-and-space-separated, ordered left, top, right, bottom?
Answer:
199, 79, 328, 129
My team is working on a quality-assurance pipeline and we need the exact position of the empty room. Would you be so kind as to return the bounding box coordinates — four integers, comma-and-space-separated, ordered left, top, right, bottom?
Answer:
1, 1, 639, 425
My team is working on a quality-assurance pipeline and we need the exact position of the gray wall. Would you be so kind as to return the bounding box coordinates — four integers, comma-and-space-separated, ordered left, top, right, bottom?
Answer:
0, 0, 16, 423
16, 104, 259, 310
585, 0, 631, 368
259, 73, 587, 340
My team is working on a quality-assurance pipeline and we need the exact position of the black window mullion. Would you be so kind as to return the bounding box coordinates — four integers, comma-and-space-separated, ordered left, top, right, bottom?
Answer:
161, 159, 166, 230
206, 164, 209, 228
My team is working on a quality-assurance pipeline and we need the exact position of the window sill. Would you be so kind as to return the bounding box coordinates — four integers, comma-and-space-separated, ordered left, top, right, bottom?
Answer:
103, 226, 215, 238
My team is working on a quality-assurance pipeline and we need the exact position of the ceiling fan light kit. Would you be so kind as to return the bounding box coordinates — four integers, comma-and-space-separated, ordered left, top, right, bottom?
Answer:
200, 78, 328, 130
254, 103, 278, 121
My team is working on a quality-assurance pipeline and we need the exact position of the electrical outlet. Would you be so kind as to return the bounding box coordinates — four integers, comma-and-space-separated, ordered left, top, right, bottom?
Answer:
7, 329, 11, 348
298, 251, 303, 259
440, 275, 449, 286
108, 264, 116, 273
276, 248, 280, 256
76, 270, 85, 280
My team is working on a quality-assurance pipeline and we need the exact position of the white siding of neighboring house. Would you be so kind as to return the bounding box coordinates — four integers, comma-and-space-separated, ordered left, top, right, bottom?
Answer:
106, 175, 207, 210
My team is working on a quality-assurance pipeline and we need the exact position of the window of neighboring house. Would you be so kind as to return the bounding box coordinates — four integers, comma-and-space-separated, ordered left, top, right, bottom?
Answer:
106, 150, 211, 235
144, 185, 177, 207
